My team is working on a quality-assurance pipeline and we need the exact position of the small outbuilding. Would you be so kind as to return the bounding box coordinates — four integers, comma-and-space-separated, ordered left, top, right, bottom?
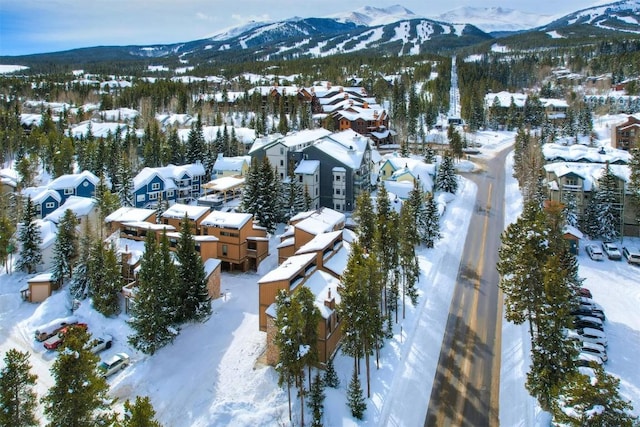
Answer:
22, 272, 59, 303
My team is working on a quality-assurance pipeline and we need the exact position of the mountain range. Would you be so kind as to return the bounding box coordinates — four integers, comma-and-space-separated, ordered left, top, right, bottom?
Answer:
3, 1, 640, 66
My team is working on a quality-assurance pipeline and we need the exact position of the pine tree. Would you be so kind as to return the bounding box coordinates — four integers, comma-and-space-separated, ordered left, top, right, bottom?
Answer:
51, 209, 79, 284
283, 162, 305, 221
175, 214, 211, 323
562, 191, 579, 228
116, 152, 135, 207
69, 224, 94, 300
398, 201, 420, 318
586, 163, 622, 241
347, 368, 366, 420
42, 327, 115, 427
0, 349, 38, 427
274, 290, 299, 423
308, 371, 325, 427
186, 115, 205, 164
423, 192, 441, 248
436, 153, 458, 194
551, 366, 637, 427
128, 232, 178, 355
352, 191, 376, 251
323, 356, 340, 388
89, 242, 122, 317
16, 197, 42, 274
119, 396, 163, 427
241, 157, 260, 215
424, 145, 436, 164
407, 181, 429, 246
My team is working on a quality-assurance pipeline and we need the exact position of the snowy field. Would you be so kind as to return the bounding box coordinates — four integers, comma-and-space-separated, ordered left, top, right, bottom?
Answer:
1, 127, 639, 425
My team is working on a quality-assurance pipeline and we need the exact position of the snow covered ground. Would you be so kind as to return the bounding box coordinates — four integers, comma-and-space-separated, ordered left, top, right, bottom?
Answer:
1, 128, 639, 425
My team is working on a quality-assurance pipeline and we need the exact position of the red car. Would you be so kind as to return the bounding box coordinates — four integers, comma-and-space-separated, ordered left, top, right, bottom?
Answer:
43, 323, 88, 350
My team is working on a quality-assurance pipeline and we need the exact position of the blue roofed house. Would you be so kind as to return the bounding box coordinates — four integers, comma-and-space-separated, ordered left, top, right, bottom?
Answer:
47, 170, 99, 204
21, 187, 62, 218
133, 167, 176, 208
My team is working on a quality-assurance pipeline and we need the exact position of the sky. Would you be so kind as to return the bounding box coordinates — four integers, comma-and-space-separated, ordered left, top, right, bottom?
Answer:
0, 0, 608, 56
1, 113, 639, 425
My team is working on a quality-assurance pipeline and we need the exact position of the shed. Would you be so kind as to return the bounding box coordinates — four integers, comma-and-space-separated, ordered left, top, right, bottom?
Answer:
22, 273, 59, 303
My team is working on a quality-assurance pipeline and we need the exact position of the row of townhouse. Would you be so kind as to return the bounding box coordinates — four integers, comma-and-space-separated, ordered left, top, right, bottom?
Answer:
22, 170, 100, 218
542, 143, 640, 236
484, 91, 569, 126
105, 204, 269, 311
258, 207, 350, 365
251, 128, 377, 212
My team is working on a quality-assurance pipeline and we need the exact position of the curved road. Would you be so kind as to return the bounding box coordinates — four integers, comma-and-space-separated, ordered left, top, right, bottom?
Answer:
424, 147, 510, 427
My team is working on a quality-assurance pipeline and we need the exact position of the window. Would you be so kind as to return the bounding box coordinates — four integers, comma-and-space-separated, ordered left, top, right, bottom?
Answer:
299, 176, 303, 183
222, 244, 228, 256
151, 182, 160, 191
335, 189, 341, 195
45, 202, 55, 209
335, 175, 341, 181
280, 159, 284, 167
167, 190, 174, 197
148, 192, 158, 200
64, 188, 74, 195
192, 184, 199, 192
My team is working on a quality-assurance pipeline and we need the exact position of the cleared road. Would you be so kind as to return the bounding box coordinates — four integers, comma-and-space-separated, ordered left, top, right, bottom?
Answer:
424, 148, 509, 427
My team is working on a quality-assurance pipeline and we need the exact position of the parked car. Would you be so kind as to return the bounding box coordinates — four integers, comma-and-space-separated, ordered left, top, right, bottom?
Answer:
578, 287, 592, 298
577, 352, 604, 366
586, 244, 605, 261
577, 327, 608, 347
602, 242, 622, 260
623, 246, 640, 265
580, 342, 607, 362
577, 298, 606, 320
571, 306, 605, 321
43, 323, 88, 350
574, 315, 604, 331
34, 316, 79, 342
88, 334, 113, 354
98, 353, 130, 378
578, 366, 597, 379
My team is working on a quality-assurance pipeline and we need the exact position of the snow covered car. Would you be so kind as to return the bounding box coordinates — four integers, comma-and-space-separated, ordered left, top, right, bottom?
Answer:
43, 323, 88, 350
580, 342, 607, 363
585, 244, 604, 261
34, 315, 78, 341
98, 353, 130, 378
622, 247, 640, 265
88, 334, 113, 354
601, 242, 622, 260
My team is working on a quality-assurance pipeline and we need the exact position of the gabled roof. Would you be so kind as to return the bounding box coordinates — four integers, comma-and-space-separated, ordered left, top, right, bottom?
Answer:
309, 129, 371, 169
22, 187, 62, 204
542, 143, 630, 164
296, 230, 342, 255
201, 211, 252, 229
258, 252, 316, 284
213, 155, 250, 172
295, 208, 345, 235
48, 170, 99, 190
294, 160, 320, 175
105, 206, 155, 223
44, 196, 97, 224
161, 203, 210, 220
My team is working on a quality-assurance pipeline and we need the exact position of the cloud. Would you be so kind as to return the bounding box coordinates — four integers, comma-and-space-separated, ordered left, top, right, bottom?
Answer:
231, 13, 272, 25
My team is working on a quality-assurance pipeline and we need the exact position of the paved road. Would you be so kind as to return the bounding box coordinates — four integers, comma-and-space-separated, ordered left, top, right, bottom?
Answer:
424, 148, 510, 427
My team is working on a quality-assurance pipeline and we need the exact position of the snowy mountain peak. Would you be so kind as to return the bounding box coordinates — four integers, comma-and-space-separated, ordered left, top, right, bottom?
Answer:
432, 6, 551, 33
326, 4, 419, 27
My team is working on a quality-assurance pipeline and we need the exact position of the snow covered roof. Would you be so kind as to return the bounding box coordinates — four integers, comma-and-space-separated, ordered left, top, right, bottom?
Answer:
201, 211, 253, 229
203, 258, 222, 277
202, 176, 245, 192
35, 219, 57, 249
277, 237, 295, 249
296, 230, 342, 254
98, 108, 139, 122
212, 155, 250, 173
563, 225, 584, 239
105, 207, 155, 223
161, 203, 210, 220
47, 170, 99, 190
295, 160, 320, 175
543, 143, 630, 164
43, 196, 97, 223
133, 167, 175, 190
544, 162, 630, 191
312, 129, 371, 169
294, 208, 345, 235
22, 187, 61, 204
70, 121, 130, 139
303, 270, 342, 319
111, 237, 146, 266
258, 252, 316, 284
28, 272, 55, 283
121, 221, 176, 232
323, 243, 350, 277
